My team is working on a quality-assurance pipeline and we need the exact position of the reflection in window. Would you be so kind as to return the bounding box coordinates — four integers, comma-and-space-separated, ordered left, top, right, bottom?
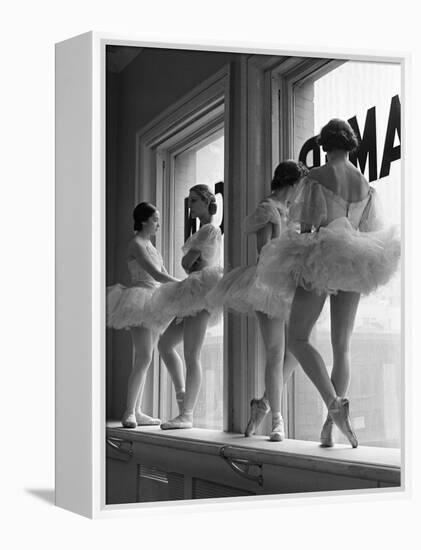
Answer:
292, 61, 401, 448
169, 131, 224, 429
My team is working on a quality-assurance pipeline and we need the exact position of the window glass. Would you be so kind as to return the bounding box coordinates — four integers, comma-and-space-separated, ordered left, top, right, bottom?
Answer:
292, 61, 401, 447
168, 130, 224, 429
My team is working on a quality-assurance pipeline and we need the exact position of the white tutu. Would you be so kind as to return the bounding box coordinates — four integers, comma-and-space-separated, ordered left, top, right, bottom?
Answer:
107, 283, 158, 330
258, 217, 401, 296
147, 265, 224, 328
206, 265, 293, 320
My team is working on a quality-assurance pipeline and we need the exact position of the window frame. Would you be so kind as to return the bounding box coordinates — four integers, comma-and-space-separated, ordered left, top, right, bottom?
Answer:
271, 58, 402, 445
156, 122, 225, 424
135, 65, 230, 426
269, 57, 341, 437
133, 55, 402, 449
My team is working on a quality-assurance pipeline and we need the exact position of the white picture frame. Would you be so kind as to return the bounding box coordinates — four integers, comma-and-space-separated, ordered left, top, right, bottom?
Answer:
55, 31, 410, 519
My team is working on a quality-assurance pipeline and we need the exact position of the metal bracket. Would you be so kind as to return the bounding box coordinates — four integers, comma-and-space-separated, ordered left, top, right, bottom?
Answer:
219, 446, 263, 487
106, 437, 133, 462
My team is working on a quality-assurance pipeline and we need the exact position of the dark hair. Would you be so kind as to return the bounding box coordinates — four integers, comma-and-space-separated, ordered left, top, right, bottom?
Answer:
271, 160, 309, 191
189, 183, 217, 215
133, 202, 157, 231
317, 118, 359, 153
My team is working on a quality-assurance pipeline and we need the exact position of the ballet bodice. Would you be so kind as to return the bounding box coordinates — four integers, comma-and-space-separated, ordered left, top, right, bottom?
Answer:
243, 197, 288, 235
127, 242, 163, 288
289, 177, 384, 232
182, 223, 222, 268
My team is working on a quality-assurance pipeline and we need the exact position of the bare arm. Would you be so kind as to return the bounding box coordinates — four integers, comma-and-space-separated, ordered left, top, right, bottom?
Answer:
256, 223, 274, 256
131, 241, 179, 283
181, 248, 202, 273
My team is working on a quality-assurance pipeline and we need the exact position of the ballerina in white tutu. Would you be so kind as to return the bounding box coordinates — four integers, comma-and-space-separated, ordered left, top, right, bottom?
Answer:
150, 184, 223, 430
207, 160, 308, 441
107, 202, 180, 428
257, 119, 401, 448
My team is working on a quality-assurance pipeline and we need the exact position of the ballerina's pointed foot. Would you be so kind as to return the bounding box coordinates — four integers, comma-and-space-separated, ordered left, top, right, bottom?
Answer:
328, 398, 358, 448
269, 414, 285, 442
320, 414, 334, 447
160, 414, 193, 430
135, 411, 161, 426
245, 397, 270, 437
121, 412, 137, 429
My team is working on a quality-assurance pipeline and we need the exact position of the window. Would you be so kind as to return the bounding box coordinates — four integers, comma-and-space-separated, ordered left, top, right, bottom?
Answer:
283, 60, 401, 448
135, 67, 229, 430
163, 130, 224, 429
134, 58, 401, 448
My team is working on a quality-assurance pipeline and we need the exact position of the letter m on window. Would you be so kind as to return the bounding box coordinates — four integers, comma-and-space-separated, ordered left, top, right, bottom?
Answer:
348, 107, 378, 182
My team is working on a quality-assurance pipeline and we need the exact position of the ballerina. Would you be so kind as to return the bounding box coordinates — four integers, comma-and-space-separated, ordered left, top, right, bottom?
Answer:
257, 119, 401, 447
107, 202, 180, 428
149, 184, 223, 429
207, 160, 308, 441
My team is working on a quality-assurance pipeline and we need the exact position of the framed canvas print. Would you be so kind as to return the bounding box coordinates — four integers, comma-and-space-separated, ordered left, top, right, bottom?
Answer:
55, 32, 408, 518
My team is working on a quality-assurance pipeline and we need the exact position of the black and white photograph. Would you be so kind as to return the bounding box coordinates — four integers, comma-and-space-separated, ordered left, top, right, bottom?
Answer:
4, 0, 421, 545
104, 43, 402, 505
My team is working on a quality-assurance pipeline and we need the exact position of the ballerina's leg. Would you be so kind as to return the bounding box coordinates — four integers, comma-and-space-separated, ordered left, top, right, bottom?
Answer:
256, 312, 285, 414
288, 286, 358, 447
161, 310, 210, 429
330, 290, 360, 397
158, 318, 186, 412
255, 312, 286, 441
283, 320, 299, 384
122, 325, 158, 427
319, 290, 361, 446
287, 286, 336, 407
261, 326, 299, 400
182, 310, 210, 418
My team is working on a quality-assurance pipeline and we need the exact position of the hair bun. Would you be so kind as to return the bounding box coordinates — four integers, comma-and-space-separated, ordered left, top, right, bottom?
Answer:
317, 119, 359, 152
209, 198, 217, 215
271, 160, 309, 191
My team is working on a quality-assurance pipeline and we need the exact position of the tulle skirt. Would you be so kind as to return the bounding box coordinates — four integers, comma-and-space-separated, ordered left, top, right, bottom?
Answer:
147, 265, 224, 329
107, 283, 158, 330
206, 265, 293, 320
257, 217, 401, 296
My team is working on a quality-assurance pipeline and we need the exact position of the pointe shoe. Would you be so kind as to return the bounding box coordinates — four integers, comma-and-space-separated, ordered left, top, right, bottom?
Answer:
245, 397, 270, 437
269, 415, 285, 442
328, 398, 358, 448
160, 414, 193, 430
121, 412, 137, 429
320, 414, 334, 447
135, 411, 161, 426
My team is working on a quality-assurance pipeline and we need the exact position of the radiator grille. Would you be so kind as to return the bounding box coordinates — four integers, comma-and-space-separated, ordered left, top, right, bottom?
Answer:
193, 478, 255, 499
137, 465, 184, 502
139, 465, 168, 483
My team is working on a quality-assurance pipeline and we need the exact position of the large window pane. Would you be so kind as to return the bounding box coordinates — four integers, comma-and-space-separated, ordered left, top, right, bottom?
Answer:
168, 130, 224, 429
292, 61, 401, 448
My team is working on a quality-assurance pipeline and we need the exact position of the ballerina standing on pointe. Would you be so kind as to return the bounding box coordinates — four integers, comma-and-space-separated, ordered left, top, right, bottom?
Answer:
107, 202, 180, 429
257, 119, 401, 447
207, 161, 308, 441
148, 184, 223, 430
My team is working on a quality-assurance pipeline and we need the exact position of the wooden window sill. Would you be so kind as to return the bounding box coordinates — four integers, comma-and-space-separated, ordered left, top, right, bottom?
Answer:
106, 421, 400, 486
